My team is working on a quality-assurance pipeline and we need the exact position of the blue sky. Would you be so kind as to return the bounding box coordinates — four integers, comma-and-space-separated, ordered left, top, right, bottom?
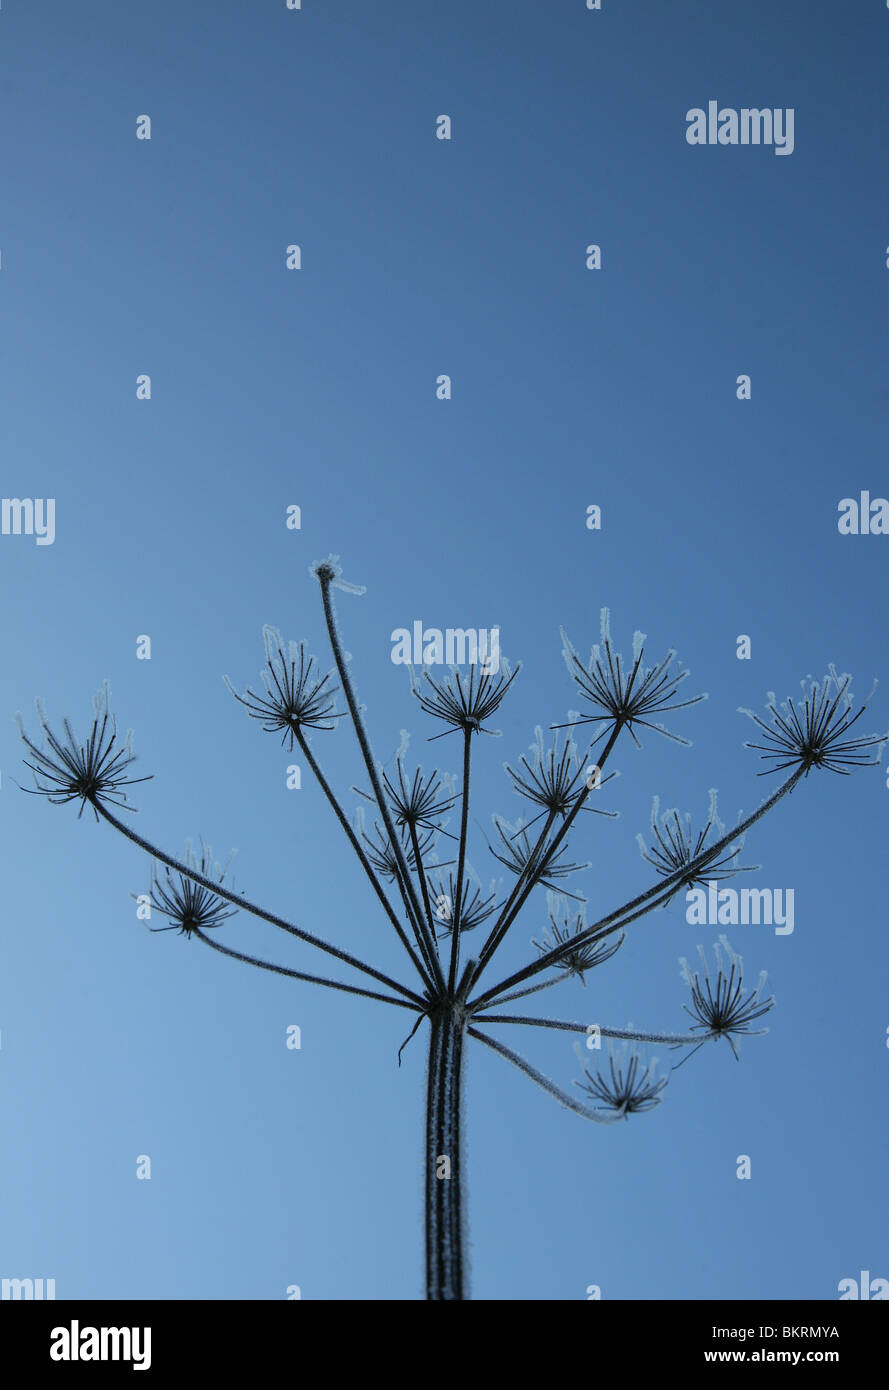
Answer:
1, 0, 887, 1301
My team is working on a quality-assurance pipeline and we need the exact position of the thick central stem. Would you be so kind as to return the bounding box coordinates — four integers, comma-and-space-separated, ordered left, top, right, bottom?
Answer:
425, 1004, 468, 1300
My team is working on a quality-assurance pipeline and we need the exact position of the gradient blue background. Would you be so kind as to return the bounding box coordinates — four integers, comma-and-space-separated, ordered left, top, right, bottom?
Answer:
1, 0, 887, 1301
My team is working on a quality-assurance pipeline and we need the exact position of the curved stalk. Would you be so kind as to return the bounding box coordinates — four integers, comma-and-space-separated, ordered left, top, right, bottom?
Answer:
95, 802, 426, 1008
408, 820, 441, 979
318, 571, 445, 994
471, 1012, 711, 1045
296, 729, 434, 990
472, 765, 805, 1009
447, 729, 473, 993
472, 724, 623, 985
193, 929, 422, 1010
468, 1026, 627, 1123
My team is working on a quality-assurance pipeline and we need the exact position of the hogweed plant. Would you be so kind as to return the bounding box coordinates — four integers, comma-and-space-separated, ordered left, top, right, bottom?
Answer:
16, 558, 888, 1300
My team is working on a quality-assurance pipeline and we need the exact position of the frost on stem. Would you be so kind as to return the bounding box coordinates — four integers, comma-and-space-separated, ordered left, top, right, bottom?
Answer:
310, 555, 366, 596
358, 809, 440, 882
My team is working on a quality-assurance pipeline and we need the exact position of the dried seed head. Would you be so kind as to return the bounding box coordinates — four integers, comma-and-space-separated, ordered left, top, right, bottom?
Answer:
412, 661, 519, 740
532, 895, 624, 984
506, 726, 618, 824
680, 936, 774, 1059
637, 789, 758, 899
354, 757, 458, 838
429, 869, 499, 937
489, 816, 588, 897
560, 610, 706, 748
574, 1041, 668, 1116
225, 628, 343, 748
740, 667, 886, 776
16, 683, 151, 820
144, 842, 239, 937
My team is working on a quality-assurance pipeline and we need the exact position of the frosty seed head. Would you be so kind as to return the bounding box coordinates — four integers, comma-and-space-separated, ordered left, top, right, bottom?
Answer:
16, 683, 151, 821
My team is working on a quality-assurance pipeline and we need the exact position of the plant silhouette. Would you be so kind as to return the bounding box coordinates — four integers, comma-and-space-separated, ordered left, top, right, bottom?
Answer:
17, 557, 887, 1300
